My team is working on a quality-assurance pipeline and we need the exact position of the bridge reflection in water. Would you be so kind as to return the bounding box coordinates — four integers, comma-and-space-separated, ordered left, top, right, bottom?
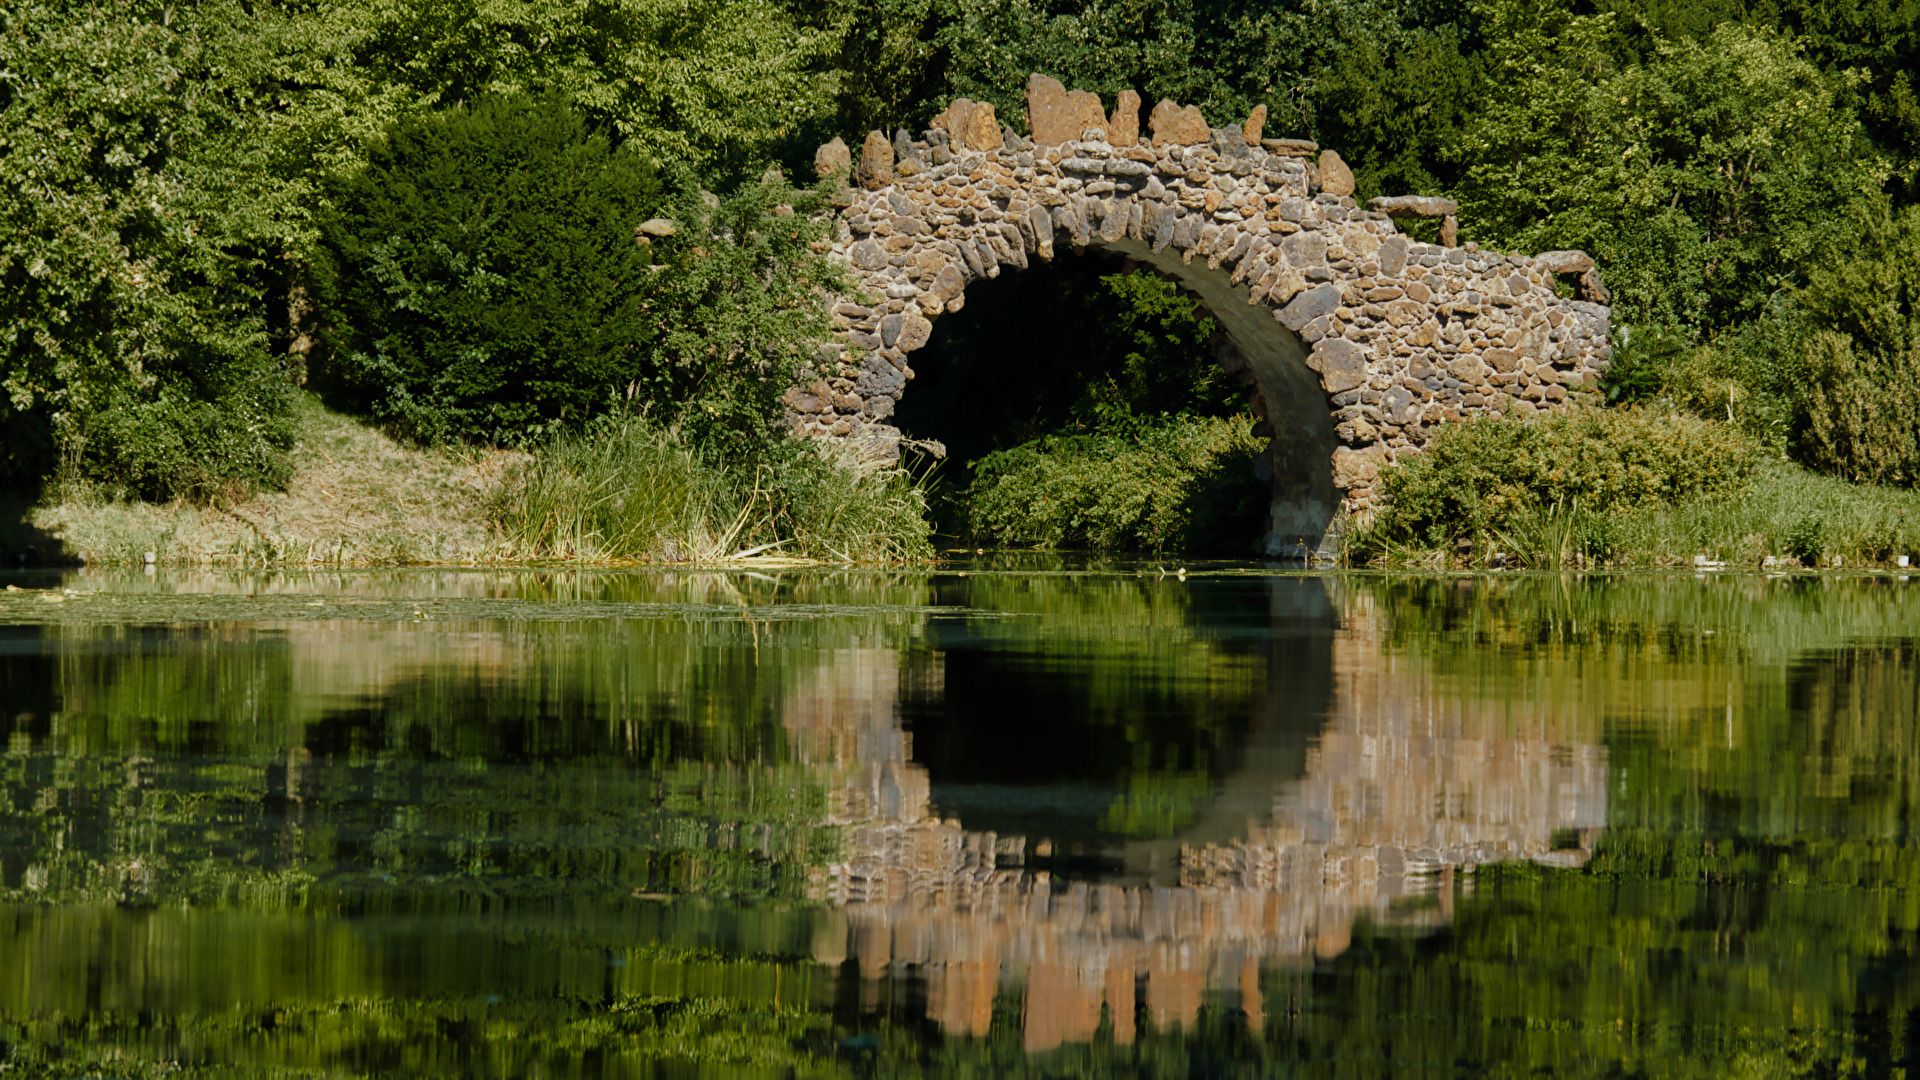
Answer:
782, 579, 1607, 1051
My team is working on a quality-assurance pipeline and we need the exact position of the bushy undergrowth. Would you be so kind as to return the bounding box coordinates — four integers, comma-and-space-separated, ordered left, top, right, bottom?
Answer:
1358, 408, 1758, 565
490, 415, 930, 563
967, 416, 1268, 554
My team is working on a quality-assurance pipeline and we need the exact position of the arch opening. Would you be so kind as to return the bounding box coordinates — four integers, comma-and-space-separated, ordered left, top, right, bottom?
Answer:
890, 246, 1285, 554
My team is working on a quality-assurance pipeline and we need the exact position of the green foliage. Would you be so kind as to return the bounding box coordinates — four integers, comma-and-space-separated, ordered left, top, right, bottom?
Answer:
1455, 15, 1885, 338
317, 96, 838, 450
491, 414, 932, 562
967, 415, 1267, 553
1794, 205, 1920, 485
0, 0, 296, 498
278, 0, 841, 185
1365, 407, 1758, 556
316, 95, 665, 445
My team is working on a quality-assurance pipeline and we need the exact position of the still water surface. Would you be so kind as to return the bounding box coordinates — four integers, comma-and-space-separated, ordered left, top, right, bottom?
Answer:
0, 564, 1915, 1077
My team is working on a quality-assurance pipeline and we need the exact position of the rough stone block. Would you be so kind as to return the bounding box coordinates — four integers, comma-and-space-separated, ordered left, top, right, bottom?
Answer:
814, 137, 851, 179
1316, 150, 1354, 196
1312, 337, 1369, 394
1148, 100, 1210, 146
855, 131, 894, 190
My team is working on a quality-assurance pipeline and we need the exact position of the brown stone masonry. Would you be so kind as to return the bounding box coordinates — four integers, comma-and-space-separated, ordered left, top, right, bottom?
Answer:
798, 75, 1614, 556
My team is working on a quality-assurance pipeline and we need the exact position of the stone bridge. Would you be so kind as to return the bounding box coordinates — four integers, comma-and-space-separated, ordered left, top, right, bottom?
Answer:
792, 75, 1615, 556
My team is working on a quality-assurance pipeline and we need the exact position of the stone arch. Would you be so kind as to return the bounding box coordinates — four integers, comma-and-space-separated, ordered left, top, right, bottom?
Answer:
792, 76, 1615, 557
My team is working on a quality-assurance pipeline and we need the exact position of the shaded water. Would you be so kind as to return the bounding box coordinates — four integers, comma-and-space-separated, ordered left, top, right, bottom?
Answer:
0, 564, 1915, 1077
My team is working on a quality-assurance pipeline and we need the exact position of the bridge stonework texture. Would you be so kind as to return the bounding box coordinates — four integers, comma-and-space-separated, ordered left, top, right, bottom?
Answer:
795, 75, 1615, 556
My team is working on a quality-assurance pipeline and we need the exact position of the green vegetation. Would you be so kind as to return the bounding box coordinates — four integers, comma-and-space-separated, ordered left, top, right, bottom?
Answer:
1355, 407, 1920, 567
315, 95, 668, 445
0, 0, 296, 500
490, 412, 932, 562
968, 416, 1267, 554
895, 256, 1264, 551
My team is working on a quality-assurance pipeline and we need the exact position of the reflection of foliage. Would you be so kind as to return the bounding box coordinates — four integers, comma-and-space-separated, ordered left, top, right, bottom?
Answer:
1098, 764, 1212, 839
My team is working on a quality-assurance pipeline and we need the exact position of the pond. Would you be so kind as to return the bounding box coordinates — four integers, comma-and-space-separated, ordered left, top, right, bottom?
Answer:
1, 563, 1915, 1077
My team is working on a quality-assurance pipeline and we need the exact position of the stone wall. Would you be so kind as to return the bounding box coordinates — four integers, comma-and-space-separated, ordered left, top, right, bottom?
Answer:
799, 75, 1615, 557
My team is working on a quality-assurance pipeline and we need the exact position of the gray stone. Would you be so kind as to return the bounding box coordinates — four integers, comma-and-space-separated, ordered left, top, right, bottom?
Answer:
638, 218, 677, 237
1277, 284, 1341, 332
879, 313, 905, 348
1312, 336, 1369, 393
851, 240, 886, 271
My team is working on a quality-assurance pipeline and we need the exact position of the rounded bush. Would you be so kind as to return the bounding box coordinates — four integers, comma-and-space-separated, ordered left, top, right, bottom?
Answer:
315, 95, 664, 445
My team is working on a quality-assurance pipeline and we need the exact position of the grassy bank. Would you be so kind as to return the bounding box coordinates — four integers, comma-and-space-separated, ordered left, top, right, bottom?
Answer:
18, 394, 931, 568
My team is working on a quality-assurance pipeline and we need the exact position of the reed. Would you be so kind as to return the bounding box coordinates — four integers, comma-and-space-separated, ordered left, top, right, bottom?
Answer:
489, 415, 932, 564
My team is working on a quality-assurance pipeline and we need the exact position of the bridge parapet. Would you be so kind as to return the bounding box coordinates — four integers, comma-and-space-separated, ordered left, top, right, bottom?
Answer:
800, 77, 1614, 553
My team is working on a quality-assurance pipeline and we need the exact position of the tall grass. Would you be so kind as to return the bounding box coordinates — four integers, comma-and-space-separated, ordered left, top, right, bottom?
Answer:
1603, 459, 1920, 566
489, 415, 932, 563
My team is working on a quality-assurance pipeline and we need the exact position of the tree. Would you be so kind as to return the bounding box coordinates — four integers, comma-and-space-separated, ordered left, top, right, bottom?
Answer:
315, 94, 840, 449
0, 0, 298, 498
1795, 206, 1920, 484
314, 95, 667, 444
1454, 11, 1887, 337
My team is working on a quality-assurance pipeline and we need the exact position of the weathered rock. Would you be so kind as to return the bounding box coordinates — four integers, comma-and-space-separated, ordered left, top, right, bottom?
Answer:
930, 264, 965, 301
813, 138, 851, 179
1330, 446, 1382, 488
1377, 236, 1408, 277
1535, 249, 1596, 275
1262, 138, 1319, 157
1277, 284, 1341, 331
850, 239, 886, 271
1311, 336, 1369, 393
1028, 75, 1102, 146
1243, 104, 1267, 145
855, 131, 894, 190
1317, 150, 1354, 197
897, 314, 934, 352
1578, 268, 1610, 304
1148, 100, 1210, 146
1367, 195, 1457, 219
960, 100, 1004, 152
1440, 215, 1458, 248
1109, 90, 1141, 147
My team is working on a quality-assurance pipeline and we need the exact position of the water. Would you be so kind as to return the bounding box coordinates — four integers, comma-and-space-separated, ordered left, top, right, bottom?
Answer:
1, 564, 1915, 1077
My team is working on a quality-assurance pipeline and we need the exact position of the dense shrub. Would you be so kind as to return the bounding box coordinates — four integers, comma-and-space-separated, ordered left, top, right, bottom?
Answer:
1793, 206, 1920, 486
967, 416, 1268, 554
1369, 408, 1758, 550
315, 96, 666, 445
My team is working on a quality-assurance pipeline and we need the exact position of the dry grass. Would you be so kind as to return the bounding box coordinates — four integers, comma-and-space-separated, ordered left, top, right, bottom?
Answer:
33, 393, 523, 566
